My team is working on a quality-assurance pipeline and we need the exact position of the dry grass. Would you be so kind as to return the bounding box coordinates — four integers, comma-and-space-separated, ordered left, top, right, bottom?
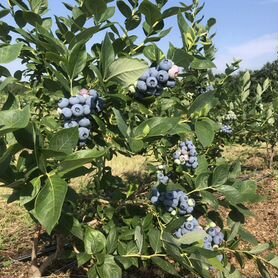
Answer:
0, 188, 34, 260
106, 153, 149, 177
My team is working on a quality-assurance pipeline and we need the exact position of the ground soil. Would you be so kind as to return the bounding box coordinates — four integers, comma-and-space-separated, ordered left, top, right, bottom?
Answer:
0, 147, 278, 277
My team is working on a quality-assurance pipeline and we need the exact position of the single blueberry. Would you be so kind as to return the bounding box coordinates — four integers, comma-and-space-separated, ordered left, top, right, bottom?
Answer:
69, 96, 80, 105
157, 70, 169, 83
79, 118, 91, 127
146, 76, 158, 88
58, 98, 69, 108
71, 104, 84, 117
62, 107, 72, 119
158, 59, 173, 71
78, 127, 90, 140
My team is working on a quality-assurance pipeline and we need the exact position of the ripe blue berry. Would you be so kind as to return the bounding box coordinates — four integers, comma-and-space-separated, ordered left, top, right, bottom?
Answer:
157, 70, 169, 83
71, 104, 84, 117
149, 67, 159, 78
77, 95, 86, 104
62, 107, 72, 119
139, 71, 150, 81
137, 80, 147, 92
166, 80, 176, 88
158, 59, 173, 71
58, 98, 69, 108
69, 96, 80, 105
146, 76, 158, 88
64, 121, 78, 128
79, 118, 91, 127
78, 127, 90, 140
83, 104, 91, 115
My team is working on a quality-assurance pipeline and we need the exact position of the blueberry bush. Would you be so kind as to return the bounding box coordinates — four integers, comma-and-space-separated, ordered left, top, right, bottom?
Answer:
0, 0, 278, 277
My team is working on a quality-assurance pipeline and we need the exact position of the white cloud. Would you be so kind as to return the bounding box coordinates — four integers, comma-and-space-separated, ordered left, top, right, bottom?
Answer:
214, 33, 278, 73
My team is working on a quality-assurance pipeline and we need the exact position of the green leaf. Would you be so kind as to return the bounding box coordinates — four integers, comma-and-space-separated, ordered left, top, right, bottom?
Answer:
58, 148, 107, 175
106, 228, 118, 254
34, 175, 68, 234
116, 0, 132, 18
23, 11, 42, 26
105, 58, 148, 87
97, 255, 122, 278
177, 230, 207, 245
172, 48, 193, 69
250, 243, 270, 254
163, 230, 207, 246
134, 226, 143, 253
191, 56, 216, 69
195, 118, 215, 147
14, 123, 35, 149
0, 105, 30, 135
133, 117, 181, 139
112, 108, 128, 138
257, 259, 271, 278
139, 0, 162, 27
151, 257, 179, 276
29, 0, 48, 14
212, 164, 230, 186
128, 138, 144, 153
143, 44, 165, 63
0, 9, 10, 19
101, 33, 115, 79
227, 222, 240, 242
0, 143, 23, 177
20, 177, 41, 205
49, 127, 79, 155
77, 252, 91, 267
188, 91, 218, 116
238, 227, 258, 245
0, 77, 17, 91
83, 0, 107, 21
68, 43, 87, 79
218, 185, 241, 204
148, 228, 162, 253
84, 227, 106, 255
268, 256, 278, 268
234, 180, 261, 203
0, 43, 23, 64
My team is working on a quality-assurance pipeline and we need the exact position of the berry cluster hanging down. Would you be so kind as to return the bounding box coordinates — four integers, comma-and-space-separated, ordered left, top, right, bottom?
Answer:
220, 124, 233, 135
156, 170, 169, 185
57, 89, 104, 145
151, 189, 196, 215
173, 141, 198, 170
136, 59, 181, 98
174, 216, 202, 238
205, 225, 225, 248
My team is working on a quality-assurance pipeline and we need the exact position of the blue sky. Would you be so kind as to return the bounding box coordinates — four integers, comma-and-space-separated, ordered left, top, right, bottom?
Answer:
3, 0, 278, 73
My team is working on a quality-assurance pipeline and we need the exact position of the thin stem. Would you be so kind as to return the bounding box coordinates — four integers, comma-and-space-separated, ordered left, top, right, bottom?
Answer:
122, 253, 166, 259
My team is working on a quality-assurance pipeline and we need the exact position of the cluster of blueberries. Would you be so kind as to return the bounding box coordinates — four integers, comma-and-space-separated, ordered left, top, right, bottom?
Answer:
173, 141, 198, 170
204, 225, 224, 261
150, 189, 196, 215
136, 59, 181, 98
174, 216, 202, 238
220, 124, 233, 135
150, 187, 225, 260
57, 88, 104, 145
204, 225, 225, 249
156, 171, 169, 185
